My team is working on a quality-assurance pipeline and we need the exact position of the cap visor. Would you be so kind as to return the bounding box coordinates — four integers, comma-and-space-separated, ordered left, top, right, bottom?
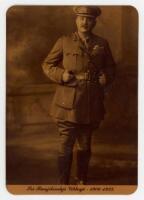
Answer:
76, 13, 96, 18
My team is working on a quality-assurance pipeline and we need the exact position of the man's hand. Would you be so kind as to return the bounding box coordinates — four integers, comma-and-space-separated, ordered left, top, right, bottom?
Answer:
62, 70, 74, 83
99, 73, 106, 86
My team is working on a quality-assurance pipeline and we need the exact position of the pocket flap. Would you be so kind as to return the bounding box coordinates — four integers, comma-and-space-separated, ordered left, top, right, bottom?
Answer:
54, 85, 75, 109
64, 48, 82, 56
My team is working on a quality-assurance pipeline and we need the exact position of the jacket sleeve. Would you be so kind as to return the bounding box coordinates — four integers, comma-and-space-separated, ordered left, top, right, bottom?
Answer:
103, 40, 116, 85
42, 37, 65, 83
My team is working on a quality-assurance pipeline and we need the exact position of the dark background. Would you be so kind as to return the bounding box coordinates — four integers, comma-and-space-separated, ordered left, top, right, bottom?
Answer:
6, 6, 138, 185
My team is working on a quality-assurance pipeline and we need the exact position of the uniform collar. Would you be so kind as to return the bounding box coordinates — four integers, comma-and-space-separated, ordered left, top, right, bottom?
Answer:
72, 31, 94, 41
72, 31, 98, 52
72, 32, 79, 41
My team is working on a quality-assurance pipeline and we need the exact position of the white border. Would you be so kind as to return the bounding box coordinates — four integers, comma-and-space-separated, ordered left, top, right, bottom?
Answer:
0, 0, 144, 199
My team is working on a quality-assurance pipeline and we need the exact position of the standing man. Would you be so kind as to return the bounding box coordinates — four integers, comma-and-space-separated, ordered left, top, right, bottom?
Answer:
42, 6, 115, 185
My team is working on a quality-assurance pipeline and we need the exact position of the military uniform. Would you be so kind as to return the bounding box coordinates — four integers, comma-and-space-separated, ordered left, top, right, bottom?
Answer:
42, 6, 115, 184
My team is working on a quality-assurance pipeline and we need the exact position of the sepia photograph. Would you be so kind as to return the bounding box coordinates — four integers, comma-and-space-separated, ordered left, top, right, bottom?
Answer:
6, 5, 138, 194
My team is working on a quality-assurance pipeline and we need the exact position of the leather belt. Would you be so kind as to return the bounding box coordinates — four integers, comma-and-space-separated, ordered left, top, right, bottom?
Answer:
75, 72, 99, 82
75, 72, 90, 81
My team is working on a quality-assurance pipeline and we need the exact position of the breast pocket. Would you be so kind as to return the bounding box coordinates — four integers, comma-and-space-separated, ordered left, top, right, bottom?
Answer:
63, 49, 84, 72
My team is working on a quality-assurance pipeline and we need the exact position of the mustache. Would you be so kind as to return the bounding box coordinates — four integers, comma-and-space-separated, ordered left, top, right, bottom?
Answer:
80, 25, 89, 28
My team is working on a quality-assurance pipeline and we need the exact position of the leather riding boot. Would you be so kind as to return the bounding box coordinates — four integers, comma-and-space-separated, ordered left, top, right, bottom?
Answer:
76, 150, 91, 185
58, 154, 73, 184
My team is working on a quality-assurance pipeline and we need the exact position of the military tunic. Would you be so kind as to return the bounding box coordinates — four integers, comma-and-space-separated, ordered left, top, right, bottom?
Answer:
42, 32, 115, 124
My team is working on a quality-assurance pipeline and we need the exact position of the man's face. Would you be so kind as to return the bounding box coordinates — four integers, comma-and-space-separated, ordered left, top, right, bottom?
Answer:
76, 16, 96, 33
